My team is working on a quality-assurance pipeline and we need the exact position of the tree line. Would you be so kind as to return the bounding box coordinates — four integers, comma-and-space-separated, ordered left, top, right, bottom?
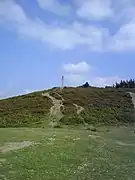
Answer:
80, 79, 135, 89
113, 79, 135, 89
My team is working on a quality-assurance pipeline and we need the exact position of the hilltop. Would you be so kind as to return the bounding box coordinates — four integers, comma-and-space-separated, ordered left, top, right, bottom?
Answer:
0, 87, 135, 127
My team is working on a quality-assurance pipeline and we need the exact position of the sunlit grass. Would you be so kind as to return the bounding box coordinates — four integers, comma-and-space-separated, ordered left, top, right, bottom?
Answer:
0, 127, 135, 180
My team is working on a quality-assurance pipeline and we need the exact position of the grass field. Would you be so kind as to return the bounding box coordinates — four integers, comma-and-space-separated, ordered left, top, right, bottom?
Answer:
0, 127, 135, 180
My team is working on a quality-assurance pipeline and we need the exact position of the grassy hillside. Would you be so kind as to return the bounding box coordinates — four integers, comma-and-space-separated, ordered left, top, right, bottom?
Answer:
0, 87, 134, 127
0, 91, 52, 127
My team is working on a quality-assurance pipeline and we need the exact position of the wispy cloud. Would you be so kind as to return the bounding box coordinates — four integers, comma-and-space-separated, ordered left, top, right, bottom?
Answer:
37, 0, 72, 16
63, 62, 122, 87
89, 76, 122, 87
0, 0, 108, 51
109, 20, 135, 51
107, 0, 135, 51
0, 0, 27, 24
0, 0, 135, 52
76, 0, 113, 20
65, 74, 86, 85
18, 20, 108, 50
63, 62, 90, 74
63, 61, 90, 86
65, 73, 122, 87
37, 0, 113, 21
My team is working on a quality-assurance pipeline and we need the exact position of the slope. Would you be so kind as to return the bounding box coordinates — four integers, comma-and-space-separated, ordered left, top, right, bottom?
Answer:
0, 87, 134, 127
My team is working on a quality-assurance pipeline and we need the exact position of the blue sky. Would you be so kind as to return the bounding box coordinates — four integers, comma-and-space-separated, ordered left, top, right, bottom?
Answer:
0, 0, 135, 98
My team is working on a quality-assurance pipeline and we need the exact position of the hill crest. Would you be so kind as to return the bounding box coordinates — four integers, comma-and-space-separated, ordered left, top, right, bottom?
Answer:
0, 87, 134, 127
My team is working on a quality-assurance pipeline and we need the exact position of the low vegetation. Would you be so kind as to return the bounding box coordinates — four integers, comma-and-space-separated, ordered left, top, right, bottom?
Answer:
0, 91, 52, 127
0, 127, 135, 180
0, 86, 135, 179
0, 87, 134, 127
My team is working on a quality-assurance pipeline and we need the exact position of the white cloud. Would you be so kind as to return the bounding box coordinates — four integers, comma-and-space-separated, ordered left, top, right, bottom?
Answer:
63, 62, 90, 74
37, 0, 72, 16
107, 0, 135, 51
65, 74, 86, 86
63, 62, 122, 87
0, 0, 27, 24
1, 0, 135, 52
90, 76, 122, 87
63, 62, 90, 86
37, 0, 113, 21
76, 0, 113, 20
65, 74, 122, 87
0, 0, 108, 51
75, 0, 135, 52
109, 20, 135, 51
72, 23, 109, 51
18, 20, 108, 50
111, 0, 135, 22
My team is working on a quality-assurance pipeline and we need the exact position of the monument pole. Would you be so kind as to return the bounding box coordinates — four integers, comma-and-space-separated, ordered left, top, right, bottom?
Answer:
62, 76, 64, 89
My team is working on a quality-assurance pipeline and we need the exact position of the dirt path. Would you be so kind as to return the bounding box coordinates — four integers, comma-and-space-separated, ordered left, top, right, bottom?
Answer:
54, 92, 64, 101
73, 104, 84, 115
73, 103, 88, 126
0, 141, 34, 153
42, 92, 64, 121
128, 92, 135, 108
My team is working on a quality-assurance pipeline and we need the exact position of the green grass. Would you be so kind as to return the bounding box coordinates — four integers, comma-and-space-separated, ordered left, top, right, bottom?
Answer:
0, 127, 135, 180
0, 87, 134, 127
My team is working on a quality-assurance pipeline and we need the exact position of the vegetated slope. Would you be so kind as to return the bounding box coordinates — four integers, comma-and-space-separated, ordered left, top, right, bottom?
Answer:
0, 91, 53, 127
0, 87, 134, 127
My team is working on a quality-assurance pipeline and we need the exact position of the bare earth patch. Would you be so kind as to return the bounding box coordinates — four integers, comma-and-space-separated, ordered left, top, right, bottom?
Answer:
88, 134, 102, 139
0, 141, 34, 153
128, 92, 135, 108
73, 137, 81, 141
73, 103, 84, 115
115, 140, 135, 146
42, 92, 64, 121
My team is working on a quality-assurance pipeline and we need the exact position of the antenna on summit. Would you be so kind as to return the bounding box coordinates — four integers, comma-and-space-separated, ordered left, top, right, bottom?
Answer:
61, 75, 64, 89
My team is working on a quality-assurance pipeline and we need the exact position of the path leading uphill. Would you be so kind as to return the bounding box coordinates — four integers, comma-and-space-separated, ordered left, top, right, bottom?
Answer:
42, 92, 64, 121
128, 92, 135, 108
73, 103, 84, 115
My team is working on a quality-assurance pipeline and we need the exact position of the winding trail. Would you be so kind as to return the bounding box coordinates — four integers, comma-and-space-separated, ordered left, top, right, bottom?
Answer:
73, 103, 84, 115
0, 141, 35, 153
128, 92, 135, 108
73, 103, 88, 125
42, 92, 64, 121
